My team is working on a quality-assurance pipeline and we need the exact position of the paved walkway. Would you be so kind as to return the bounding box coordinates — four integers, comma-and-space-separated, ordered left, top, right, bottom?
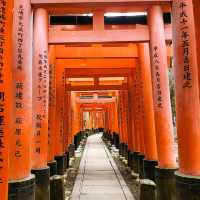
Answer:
71, 133, 135, 200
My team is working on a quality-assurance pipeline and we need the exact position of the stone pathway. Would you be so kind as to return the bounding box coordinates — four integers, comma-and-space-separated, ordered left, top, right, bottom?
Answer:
70, 133, 135, 200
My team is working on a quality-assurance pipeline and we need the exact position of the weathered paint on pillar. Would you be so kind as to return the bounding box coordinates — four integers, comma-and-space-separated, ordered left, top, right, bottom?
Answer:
32, 8, 49, 169
68, 92, 72, 144
65, 91, 72, 145
63, 91, 70, 150
172, 0, 200, 175
93, 110, 97, 129
130, 73, 140, 152
121, 92, 126, 144
108, 104, 112, 132
123, 90, 133, 150
48, 45, 56, 162
127, 90, 134, 152
10, 0, 33, 179
89, 111, 92, 129
148, 5, 176, 168
63, 83, 68, 153
113, 100, 119, 133
0, 1, 13, 199
135, 67, 145, 155
55, 63, 65, 156
118, 91, 125, 143
138, 43, 158, 161
71, 92, 81, 136
97, 111, 104, 128
80, 109, 84, 130
128, 75, 137, 152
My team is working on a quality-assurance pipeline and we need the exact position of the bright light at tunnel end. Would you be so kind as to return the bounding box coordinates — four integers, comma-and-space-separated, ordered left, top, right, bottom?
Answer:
104, 12, 147, 17
83, 12, 147, 17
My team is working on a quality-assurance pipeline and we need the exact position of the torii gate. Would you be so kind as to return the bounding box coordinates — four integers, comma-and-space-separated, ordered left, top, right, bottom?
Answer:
1, 1, 200, 200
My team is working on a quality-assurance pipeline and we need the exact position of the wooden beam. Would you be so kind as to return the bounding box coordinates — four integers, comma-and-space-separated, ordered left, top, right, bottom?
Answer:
65, 68, 133, 77
80, 103, 108, 107
66, 83, 128, 91
31, 1, 171, 15
77, 91, 116, 97
68, 80, 125, 85
77, 97, 116, 103
32, 0, 171, 3
56, 58, 137, 69
55, 45, 138, 58
49, 24, 172, 44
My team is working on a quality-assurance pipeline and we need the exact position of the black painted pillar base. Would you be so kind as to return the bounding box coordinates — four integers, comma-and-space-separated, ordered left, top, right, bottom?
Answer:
155, 167, 177, 200
119, 142, 124, 157
119, 142, 122, 156
143, 159, 158, 181
69, 144, 75, 158
124, 144, 128, 160
55, 155, 65, 175
31, 167, 50, 200
50, 175, 65, 200
175, 171, 200, 200
128, 151, 134, 170
65, 151, 69, 169
9, 174, 35, 200
138, 154, 145, 179
47, 160, 57, 176
111, 132, 115, 145
114, 133, 120, 149
121, 143, 125, 158
139, 179, 156, 200
133, 152, 139, 173
128, 150, 131, 167
63, 154, 67, 171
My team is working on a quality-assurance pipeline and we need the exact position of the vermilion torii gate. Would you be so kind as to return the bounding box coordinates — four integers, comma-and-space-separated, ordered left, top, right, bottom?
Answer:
1, 0, 200, 200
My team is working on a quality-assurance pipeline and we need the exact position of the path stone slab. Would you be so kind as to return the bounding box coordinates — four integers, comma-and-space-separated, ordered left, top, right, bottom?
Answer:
70, 134, 135, 200
83, 179, 120, 186
79, 194, 126, 200
81, 185, 124, 194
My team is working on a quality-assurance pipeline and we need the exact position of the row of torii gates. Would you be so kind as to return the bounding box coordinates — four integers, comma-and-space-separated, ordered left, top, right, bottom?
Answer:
1, 0, 200, 200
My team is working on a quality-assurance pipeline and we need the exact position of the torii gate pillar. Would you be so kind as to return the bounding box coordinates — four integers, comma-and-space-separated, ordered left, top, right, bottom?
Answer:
172, 1, 200, 199
0, 1, 15, 200
138, 43, 158, 181
32, 8, 50, 200
148, 5, 177, 200
9, 0, 35, 199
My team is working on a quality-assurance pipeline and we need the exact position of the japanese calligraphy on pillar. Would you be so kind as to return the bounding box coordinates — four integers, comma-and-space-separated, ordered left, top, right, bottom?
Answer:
152, 46, 163, 108
17, 5, 24, 71
178, 1, 192, 88
14, 4, 25, 159
48, 63, 55, 146
35, 51, 48, 154
49, 64, 55, 108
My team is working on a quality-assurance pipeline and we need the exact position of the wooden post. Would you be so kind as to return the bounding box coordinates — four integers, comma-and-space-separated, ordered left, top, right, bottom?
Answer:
32, 8, 50, 199
9, 0, 35, 199
54, 59, 65, 176
47, 45, 57, 176
135, 66, 145, 178
172, 1, 200, 199
0, 1, 14, 199
138, 43, 158, 181
148, 5, 177, 199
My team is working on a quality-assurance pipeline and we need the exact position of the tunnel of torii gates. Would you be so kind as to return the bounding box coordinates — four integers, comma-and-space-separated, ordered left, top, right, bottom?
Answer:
1, 0, 200, 200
